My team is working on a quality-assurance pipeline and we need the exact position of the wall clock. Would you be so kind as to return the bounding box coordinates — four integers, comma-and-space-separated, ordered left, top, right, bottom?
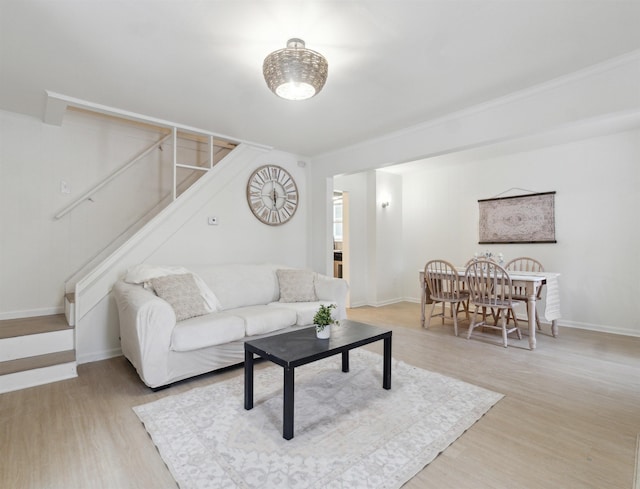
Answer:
246, 165, 299, 225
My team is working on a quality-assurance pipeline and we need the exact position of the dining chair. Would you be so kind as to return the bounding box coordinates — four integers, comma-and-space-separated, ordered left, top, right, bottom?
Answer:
505, 257, 545, 330
423, 259, 469, 336
464, 257, 497, 323
465, 260, 522, 347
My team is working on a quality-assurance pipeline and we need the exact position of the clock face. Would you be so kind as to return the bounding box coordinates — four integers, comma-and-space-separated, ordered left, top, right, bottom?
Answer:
246, 165, 299, 225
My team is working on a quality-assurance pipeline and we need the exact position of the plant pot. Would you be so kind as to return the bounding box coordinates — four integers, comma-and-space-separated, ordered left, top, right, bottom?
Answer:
315, 324, 331, 339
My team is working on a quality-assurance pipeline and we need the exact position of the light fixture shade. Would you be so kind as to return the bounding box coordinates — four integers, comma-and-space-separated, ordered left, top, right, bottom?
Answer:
263, 38, 328, 101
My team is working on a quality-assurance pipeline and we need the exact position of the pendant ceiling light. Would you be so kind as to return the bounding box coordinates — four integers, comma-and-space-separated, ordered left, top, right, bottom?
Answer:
263, 38, 328, 101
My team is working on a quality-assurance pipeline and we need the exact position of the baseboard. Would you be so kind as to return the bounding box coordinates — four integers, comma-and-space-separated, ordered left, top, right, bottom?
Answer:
558, 319, 640, 338
365, 299, 640, 339
373, 297, 405, 307
76, 347, 122, 365
349, 298, 405, 308
0, 306, 64, 321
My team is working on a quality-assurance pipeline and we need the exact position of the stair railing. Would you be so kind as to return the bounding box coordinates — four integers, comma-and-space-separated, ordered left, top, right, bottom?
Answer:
54, 132, 172, 220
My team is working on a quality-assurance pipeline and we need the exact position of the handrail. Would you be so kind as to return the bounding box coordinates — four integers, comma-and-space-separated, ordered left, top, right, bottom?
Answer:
62, 141, 230, 289
63, 187, 175, 287
172, 127, 177, 201
54, 132, 172, 220
72, 143, 266, 323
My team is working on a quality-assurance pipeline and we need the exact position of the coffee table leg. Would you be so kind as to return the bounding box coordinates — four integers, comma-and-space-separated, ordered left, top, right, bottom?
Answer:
244, 349, 254, 410
283, 366, 294, 440
342, 350, 349, 372
383, 336, 392, 390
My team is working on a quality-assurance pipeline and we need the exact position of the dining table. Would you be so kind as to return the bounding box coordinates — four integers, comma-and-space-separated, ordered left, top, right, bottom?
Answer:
419, 266, 561, 350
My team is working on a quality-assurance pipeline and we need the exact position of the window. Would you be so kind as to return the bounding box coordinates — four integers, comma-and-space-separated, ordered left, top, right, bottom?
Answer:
333, 193, 343, 242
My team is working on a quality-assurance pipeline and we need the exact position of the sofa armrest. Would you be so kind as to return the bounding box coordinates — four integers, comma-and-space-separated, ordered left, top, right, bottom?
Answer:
315, 275, 349, 320
113, 281, 176, 387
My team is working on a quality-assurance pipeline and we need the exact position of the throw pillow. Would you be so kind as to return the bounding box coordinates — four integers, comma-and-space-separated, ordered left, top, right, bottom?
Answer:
124, 264, 220, 313
277, 269, 318, 303
150, 273, 210, 321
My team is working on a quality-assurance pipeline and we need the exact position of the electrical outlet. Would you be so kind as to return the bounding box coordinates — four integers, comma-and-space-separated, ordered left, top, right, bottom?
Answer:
60, 180, 71, 194
208, 216, 218, 225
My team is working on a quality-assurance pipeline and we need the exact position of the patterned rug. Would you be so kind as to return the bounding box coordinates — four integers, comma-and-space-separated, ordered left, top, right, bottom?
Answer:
134, 349, 503, 489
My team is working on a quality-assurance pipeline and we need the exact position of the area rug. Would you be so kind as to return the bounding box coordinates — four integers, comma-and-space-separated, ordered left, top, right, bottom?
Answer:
134, 349, 503, 489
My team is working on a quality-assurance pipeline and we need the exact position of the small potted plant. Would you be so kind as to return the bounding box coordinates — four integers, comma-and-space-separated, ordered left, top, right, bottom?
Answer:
313, 304, 339, 339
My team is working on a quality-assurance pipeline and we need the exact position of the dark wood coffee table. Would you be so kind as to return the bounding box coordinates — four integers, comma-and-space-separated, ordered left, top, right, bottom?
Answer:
244, 320, 392, 440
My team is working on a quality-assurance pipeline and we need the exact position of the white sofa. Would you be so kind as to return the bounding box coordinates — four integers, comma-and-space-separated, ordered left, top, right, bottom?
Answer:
113, 263, 348, 388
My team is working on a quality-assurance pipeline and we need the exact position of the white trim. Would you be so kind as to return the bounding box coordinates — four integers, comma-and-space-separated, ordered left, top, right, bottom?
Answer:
54, 132, 173, 220
0, 306, 64, 321
348, 297, 405, 308
373, 297, 406, 307
558, 319, 640, 338
350, 299, 640, 339
0, 330, 74, 360
44, 90, 272, 151
176, 163, 209, 171
76, 347, 122, 365
73, 143, 268, 321
64, 296, 75, 326
0, 362, 77, 394
315, 49, 640, 159
172, 126, 178, 201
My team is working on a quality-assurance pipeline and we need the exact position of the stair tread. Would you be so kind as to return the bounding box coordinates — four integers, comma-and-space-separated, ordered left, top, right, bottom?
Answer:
0, 314, 72, 339
0, 350, 76, 376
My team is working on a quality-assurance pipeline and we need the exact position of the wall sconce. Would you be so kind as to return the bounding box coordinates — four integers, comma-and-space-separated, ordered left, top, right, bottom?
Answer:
381, 201, 390, 209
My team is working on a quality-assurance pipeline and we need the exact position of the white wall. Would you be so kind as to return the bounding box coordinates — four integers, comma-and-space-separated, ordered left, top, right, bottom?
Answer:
334, 172, 370, 306
310, 52, 640, 276
0, 109, 172, 318
401, 129, 640, 337
0, 106, 310, 362
75, 148, 310, 363
375, 170, 403, 305
334, 170, 403, 307
3, 50, 639, 357
147, 150, 309, 268
311, 51, 640, 337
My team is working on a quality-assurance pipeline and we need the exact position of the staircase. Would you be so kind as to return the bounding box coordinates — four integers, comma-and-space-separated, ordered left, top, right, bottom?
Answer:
0, 93, 268, 394
57, 108, 238, 328
0, 315, 76, 394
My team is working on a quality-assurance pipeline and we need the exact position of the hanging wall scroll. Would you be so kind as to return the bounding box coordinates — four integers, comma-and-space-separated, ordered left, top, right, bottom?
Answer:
478, 191, 556, 244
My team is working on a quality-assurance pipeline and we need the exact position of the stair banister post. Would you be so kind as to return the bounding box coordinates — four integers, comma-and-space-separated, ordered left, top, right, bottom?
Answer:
209, 135, 214, 169
172, 126, 178, 201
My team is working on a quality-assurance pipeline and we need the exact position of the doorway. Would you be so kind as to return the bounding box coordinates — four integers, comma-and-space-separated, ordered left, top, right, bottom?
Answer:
333, 190, 350, 306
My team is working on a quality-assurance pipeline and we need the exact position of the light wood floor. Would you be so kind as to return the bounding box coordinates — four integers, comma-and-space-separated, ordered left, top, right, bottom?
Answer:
2, 302, 639, 489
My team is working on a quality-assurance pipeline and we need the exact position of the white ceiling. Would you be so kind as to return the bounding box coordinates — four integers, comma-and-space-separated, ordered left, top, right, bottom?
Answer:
1, 1, 640, 157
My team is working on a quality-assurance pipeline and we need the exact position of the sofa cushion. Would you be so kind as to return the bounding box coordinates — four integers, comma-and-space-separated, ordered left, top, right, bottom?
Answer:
276, 269, 318, 302
231, 306, 297, 336
269, 301, 334, 326
194, 264, 280, 310
170, 313, 245, 352
150, 274, 210, 321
